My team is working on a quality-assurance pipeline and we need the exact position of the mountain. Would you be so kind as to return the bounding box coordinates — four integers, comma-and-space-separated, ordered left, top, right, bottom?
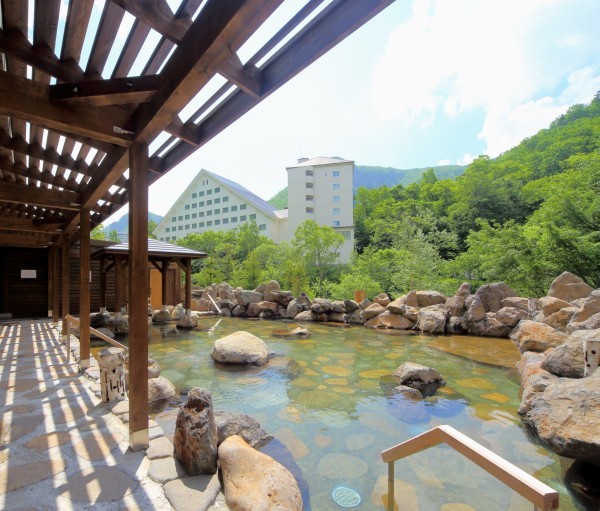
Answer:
268, 164, 465, 207
103, 212, 163, 233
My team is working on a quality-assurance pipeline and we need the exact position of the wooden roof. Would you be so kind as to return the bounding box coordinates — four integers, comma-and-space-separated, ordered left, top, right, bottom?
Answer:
0, 0, 394, 249
92, 237, 206, 259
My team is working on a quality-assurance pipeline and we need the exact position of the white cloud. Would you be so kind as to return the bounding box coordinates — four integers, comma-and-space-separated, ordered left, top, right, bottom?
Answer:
437, 159, 451, 165
457, 153, 476, 166
371, 0, 600, 155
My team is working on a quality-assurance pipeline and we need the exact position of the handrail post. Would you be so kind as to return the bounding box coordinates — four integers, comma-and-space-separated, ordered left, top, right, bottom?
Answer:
388, 461, 394, 511
66, 320, 70, 362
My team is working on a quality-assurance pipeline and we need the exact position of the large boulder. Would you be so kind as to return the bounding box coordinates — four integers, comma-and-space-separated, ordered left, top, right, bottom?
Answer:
285, 299, 302, 319
501, 296, 530, 312
310, 298, 332, 314
542, 306, 579, 331
211, 331, 270, 366
510, 320, 568, 353
330, 301, 346, 313
214, 411, 273, 448
373, 293, 391, 307
392, 362, 445, 397
539, 296, 573, 317
153, 309, 172, 323
446, 316, 468, 334
363, 303, 386, 320
376, 311, 414, 330
475, 282, 517, 313
541, 340, 585, 379
414, 304, 450, 334
270, 290, 294, 307
344, 310, 365, 324
177, 314, 197, 329
90, 311, 109, 328
445, 295, 466, 317
171, 303, 186, 320
344, 299, 360, 313
173, 388, 218, 475
548, 272, 594, 302
567, 290, 600, 332
263, 280, 281, 302
468, 314, 511, 338
148, 376, 177, 403
415, 290, 446, 307
464, 295, 486, 323
455, 282, 471, 297
219, 435, 303, 511
519, 370, 600, 466
236, 290, 263, 307
495, 307, 527, 328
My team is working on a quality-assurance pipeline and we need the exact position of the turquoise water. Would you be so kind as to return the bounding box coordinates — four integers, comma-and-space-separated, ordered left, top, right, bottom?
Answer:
140, 317, 584, 510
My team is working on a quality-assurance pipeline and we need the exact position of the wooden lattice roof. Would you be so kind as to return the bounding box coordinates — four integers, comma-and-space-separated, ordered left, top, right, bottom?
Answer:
0, 0, 394, 248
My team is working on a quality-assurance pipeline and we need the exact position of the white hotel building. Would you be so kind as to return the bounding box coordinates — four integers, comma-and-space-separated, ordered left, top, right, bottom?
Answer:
153, 156, 355, 262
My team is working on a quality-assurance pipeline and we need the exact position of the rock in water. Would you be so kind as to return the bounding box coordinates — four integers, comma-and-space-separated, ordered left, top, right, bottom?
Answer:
392, 362, 445, 397
214, 411, 273, 448
148, 376, 176, 403
211, 330, 270, 366
219, 435, 303, 511
173, 388, 218, 475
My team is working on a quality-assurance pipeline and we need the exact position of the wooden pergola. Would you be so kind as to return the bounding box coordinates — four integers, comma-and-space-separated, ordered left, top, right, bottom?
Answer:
0, 0, 395, 450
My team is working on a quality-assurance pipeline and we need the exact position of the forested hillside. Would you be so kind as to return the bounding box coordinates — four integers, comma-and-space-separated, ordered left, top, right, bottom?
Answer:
177, 94, 599, 299
267, 164, 465, 208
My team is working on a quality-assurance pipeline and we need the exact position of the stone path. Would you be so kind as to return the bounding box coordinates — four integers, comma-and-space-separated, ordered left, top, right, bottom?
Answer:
0, 319, 226, 511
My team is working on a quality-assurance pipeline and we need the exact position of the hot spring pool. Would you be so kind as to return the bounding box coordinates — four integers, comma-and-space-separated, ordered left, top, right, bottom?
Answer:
130, 317, 586, 510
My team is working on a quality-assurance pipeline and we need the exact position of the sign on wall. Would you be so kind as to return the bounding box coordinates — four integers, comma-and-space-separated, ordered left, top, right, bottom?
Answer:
21, 269, 37, 279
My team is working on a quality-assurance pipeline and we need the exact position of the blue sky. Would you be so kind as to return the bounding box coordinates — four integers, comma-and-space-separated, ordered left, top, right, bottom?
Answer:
108, 0, 600, 221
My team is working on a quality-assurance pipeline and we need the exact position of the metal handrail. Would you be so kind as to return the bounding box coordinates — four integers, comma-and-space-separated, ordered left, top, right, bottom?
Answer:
381, 425, 559, 511
64, 314, 128, 362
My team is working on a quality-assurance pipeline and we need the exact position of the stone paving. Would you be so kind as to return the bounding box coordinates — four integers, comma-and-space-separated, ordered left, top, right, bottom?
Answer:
0, 319, 226, 511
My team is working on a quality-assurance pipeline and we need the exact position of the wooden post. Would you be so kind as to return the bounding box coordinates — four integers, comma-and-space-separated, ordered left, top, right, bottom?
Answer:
185, 258, 192, 314
52, 246, 60, 325
99, 257, 106, 313
79, 209, 91, 370
161, 259, 169, 309
61, 234, 70, 337
128, 142, 149, 451
115, 255, 124, 316
387, 462, 394, 511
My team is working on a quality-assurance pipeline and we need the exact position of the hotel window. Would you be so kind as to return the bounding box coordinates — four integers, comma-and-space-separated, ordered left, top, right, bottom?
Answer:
199, 201, 204, 207
178, 226, 183, 230
223, 218, 229, 224
166, 227, 170, 232
333, 195, 340, 202
223, 196, 229, 202
214, 208, 220, 215
185, 214, 190, 219
333, 221, 340, 227
341, 231, 351, 240
306, 195, 313, 201
172, 236, 176, 240
306, 207, 314, 214
199, 191, 204, 197
207, 220, 212, 226
207, 189, 212, 195
231, 205, 238, 211
333, 170, 340, 177
222, 207, 229, 213
199, 212, 205, 217
231, 217, 238, 223
199, 222, 205, 227
192, 213, 197, 218
333, 208, 340, 215
215, 219, 220, 225
185, 224, 190, 229
171, 216, 176, 222
214, 198, 220, 204
240, 204, 246, 210
259, 224, 266, 231
333, 183, 340, 190
214, 187, 220, 193
192, 223, 197, 228
305, 170, 313, 176
207, 210, 212, 216
306, 182, 313, 188
240, 215, 247, 221
207, 199, 212, 205
192, 193, 197, 198
185, 204, 190, 210
249, 214, 256, 220
178, 215, 183, 221
192, 203, 197, 208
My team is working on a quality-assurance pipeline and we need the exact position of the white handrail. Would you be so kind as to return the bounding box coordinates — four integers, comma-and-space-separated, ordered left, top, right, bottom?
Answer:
381, 425, 559, 511
65, 314, 128, 353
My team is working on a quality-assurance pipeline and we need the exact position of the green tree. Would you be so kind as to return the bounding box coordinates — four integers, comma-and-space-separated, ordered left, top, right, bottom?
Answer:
148, 220, 158, 239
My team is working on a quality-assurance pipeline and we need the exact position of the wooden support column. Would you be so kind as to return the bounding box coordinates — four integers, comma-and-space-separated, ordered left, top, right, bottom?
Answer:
114, 255, 124, 316
185, 259, 192, 314
52, 246, 59, 325
61, 234, 70, 336
79, 209, 91, 370
128, 142, 149, 451
161, 260, 169, 309
99, 257, 106, 313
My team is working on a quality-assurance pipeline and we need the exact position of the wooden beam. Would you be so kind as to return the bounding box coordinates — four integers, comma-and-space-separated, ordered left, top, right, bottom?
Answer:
0, 71, 134, 146
61, 0, 94, 63
0, 181, 81, 210
0, 217, 63, 234
114, 254, 124, 314
61, 233, 71, 335
0, 28, 84, 82
50, 75, 161, 106
128, 141, 149, 451
52, 246, 60, 323
218, 49, 262, 98
184, 258, 192, 311
0, 232, 51, 247
79, 209, 91, 369
109, 0, 191, 43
